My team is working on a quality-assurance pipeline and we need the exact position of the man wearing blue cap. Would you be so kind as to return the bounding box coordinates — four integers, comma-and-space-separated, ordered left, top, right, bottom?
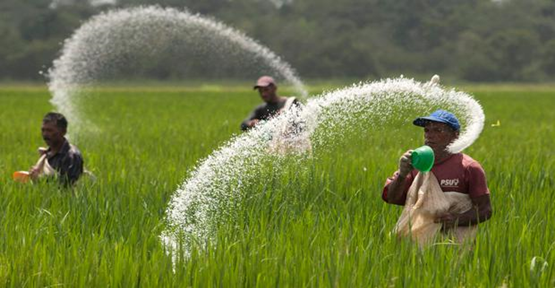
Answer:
382, 110, 492, 231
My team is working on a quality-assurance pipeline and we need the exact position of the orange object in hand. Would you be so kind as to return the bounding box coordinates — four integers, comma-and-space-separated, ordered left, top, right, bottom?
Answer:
13, 171, 30, 183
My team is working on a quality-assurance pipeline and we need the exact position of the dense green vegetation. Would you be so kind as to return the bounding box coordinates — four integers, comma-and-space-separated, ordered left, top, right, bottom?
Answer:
0, 84, 553, 286
2, 0, 555, 82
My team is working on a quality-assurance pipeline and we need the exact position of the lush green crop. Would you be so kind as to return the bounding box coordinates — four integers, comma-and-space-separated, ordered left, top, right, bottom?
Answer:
0, 85, 553, 287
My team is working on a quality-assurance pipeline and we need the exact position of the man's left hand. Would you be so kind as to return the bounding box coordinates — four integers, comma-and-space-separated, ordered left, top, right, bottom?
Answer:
435, 212, 457, 229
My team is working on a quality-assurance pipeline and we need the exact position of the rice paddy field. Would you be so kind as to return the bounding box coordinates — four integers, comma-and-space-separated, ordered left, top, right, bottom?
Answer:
0, 83, 553, 287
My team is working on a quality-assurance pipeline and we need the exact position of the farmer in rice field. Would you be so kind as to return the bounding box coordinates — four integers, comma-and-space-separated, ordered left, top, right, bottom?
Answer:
240, 76, 299, 131
29, 112, 84, 186
382, 110, 492, 236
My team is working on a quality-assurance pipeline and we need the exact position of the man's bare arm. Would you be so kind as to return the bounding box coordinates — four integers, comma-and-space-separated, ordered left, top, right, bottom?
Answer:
436, 194, 493, 228
386, 150, 413, 204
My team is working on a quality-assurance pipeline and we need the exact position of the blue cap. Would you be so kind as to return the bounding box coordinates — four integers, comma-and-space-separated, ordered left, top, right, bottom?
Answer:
413, 110, 461, 131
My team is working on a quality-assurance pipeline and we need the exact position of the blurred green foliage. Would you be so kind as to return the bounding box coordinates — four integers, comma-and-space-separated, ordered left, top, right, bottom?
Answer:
2, 0, 555, 82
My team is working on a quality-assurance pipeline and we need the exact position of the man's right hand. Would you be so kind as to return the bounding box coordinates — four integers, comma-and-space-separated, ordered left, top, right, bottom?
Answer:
29, 166, 41, 180
399, 150, 413, 177
247, 119, 260, 128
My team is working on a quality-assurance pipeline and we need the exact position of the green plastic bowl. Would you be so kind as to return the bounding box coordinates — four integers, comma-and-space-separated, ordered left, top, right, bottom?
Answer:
411, 145, 435, 172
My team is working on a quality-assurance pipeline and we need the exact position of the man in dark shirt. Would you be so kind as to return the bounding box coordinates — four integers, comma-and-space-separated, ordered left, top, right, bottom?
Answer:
29, 112, 84, 186
240, 76, 298, 131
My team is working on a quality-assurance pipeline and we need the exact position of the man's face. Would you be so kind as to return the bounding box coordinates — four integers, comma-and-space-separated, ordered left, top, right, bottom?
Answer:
42, 121, 65, 147
257, 85, 277, 102
423, 121, 459, 154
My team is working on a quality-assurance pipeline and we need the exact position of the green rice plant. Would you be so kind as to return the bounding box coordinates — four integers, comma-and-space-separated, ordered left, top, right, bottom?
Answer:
0, 85, 553, 287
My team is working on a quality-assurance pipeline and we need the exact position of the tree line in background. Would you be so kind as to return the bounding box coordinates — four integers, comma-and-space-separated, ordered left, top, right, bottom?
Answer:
2, 0, 555, 82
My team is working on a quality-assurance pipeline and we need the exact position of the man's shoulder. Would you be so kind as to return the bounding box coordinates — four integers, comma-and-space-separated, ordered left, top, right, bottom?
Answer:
460, 153, 480, 164
283, 96, 302, 109
68, 143, 83, 159
437, 153, 482, 170
283, 96, 298, 101
253, 102, 269, 111
460, 153, 485, 170
288, 96, 300, 104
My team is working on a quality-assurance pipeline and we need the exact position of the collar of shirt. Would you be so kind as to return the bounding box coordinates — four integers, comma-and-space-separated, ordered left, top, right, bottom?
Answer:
434, 152, 460, 166
47, 139, 70, 159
